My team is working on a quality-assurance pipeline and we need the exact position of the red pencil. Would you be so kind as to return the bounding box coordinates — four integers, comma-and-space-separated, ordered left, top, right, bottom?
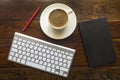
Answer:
22, 6, 41, 32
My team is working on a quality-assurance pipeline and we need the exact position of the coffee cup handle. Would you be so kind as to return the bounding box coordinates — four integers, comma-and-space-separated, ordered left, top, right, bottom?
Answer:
67, 10, 73, 15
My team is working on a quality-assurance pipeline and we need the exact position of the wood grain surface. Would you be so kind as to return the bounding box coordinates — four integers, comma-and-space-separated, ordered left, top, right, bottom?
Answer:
0, 0, 120, 80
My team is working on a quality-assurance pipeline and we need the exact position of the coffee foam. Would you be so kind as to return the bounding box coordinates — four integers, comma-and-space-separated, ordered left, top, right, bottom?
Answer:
49, 9, 68, 28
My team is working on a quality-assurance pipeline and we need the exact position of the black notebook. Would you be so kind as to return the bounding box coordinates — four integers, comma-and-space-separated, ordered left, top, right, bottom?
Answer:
78, 17, 116, 67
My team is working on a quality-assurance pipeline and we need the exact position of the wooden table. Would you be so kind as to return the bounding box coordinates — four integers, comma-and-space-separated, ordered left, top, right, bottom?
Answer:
0, 0, 120, 80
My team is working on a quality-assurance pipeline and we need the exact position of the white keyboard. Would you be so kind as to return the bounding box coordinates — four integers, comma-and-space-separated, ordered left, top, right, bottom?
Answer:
8, 32, 75, 77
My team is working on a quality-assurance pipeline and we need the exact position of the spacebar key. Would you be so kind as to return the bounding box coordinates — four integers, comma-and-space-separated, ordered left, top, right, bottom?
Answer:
26, 61, 46, 70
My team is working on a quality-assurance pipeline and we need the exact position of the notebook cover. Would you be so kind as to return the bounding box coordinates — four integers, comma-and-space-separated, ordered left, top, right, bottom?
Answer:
78, 17, 116, 67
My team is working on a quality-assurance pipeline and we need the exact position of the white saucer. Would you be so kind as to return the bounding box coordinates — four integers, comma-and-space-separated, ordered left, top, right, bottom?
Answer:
40, 3, 77, 40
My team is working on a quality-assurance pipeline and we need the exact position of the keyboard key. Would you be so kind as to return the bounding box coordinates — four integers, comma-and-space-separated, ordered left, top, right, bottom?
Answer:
39, 61, 43, 64
13, 57, 17, 61
34, 55, 38, 59
65, 52, 69, 55
42, 48, 45, 52
67, 61, 71, 68
53, 48, 56, 51
31, 42, 35, 45
35, 51, 38, 54
23, 39, 27, 43
59, 71, 64, 76
26, 48, 30, 52
63, 64, 67, 68
21, 42, 25, 46
19, 55, 23, 58
13, 40, 17, 44
22, 51, 26, 55
60, 67, 68, 72
47, 59, 50, 62
43, 53, 46, 57
59, 62, 63, 66
35, 43, 39, 46
26, 53, 30, 56
21, 59, 26, 64
61, 51, 64, 54
30, 49, 34, 53
27, 41, 30, 44
18, 50, 22, 54
12, 44, 18, 48
63, 74, 67, 77
55, 69, 60, 73
69, 53, 74, 57
15, 53, 19, 57
35, 59, 39, 63
43, 62, 47, 66
55, 57, 59, 60
46, 50, 50, 53
48, 63, 51, 67
46, 67, 51, 72
11, 48, 17, 53
55, 61, 58, 65
59, 58, 63, 62
51, 60, 54, 63
39, 52, 42, 55
63, 59, 67, 63
18, 41, 21, 45
43, 57, 46, 61
54, 52, 58, 56
51, 64, 55, 68
55, 71, 59, 74
10, 52, 15, 56
30, 54, 34, 57
66, 56, 72, 60
38, 47, 41, 51
50, 51, 54, 55
8, 55, 13, 60
51, 69, 55, 73
56, 66, 60, 69
18, 46, 22, 49
30, 45, 33, 48
48, 47, 52, 50
40, 45, 43, 47
44, 46, 47, 49
27, 57, 31, 61
31, 58, 35, 62
26, 61, 46, 70
23, 56, 27, 60
47, 54, 50, 58
34, 46, 37, 50
63, 55, 66, 58
22, 47, 26, 51
51, 56, 55, 59
18, 38, 22, 41
25, 43, 29, 47
38, 56, 42, 60
57, 49, 60, 53
14, 37, 18, 40
17, 58, 21, 62
58, 53, 62, 57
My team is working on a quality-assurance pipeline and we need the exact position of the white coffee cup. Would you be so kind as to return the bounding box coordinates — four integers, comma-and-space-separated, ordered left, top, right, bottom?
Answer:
48, 8, 72, 30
